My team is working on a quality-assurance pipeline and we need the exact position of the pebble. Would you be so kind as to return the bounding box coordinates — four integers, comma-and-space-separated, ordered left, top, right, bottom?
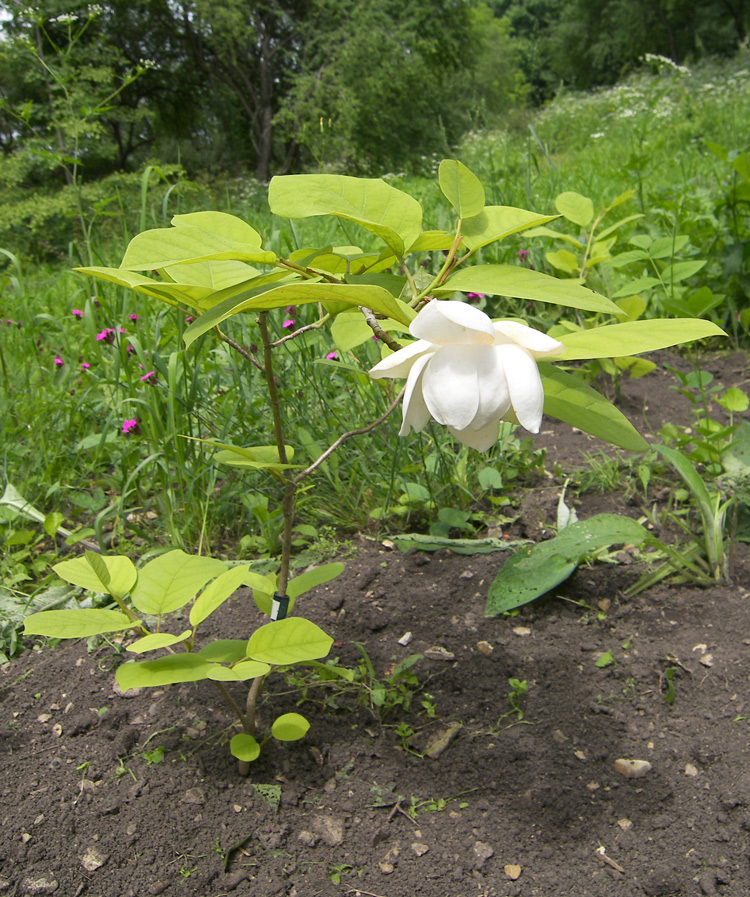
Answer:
19, 875, 58, 896
80, 846, 108, 871
472, 841, 494, 870
297, 831, 318, 847
182, 788, 206, 805
411, 842, 429, 856
504, 864, 522, 880
424, 646, 455, 661
614, 758, 652, 778
685, 763, 699, 777
397, 631, 413, 646
617, 818, 633, 831
311, 814, 344, 847
476, 641, 493, 655
512, 627, 531, 637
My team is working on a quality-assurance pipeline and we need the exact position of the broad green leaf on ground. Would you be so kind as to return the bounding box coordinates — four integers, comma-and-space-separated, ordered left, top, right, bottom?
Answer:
486, 514, 650, 615
461, 208, 560, 252
557, 319, 726, 360
120, 211, 275, 269
126, 630, 192, 653
53, 554, 137, 598
184, 439, 297, 471
441, 265, 620, 314
555, 192, 594, 227
439, 160, 485, 219
183, 282, 412, 347
130, 550, 226, 616
116, 654, 213, 690
272, 712, 310, 741
269, 174, 422, 257
189, 565, 251, 627
247, 617, 333, 665
540, 364, 649, 451
287, 563, 345, 600
24, 609, 137, 638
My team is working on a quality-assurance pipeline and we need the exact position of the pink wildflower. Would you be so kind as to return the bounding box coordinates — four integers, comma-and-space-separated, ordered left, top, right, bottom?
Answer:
283, 319, 295, 330
326, 351, 338, 361
71, 309, 84, 318
518, 249, 530, 261
140, 371, 156, 384
96, 329, 115, 343
129, 313, 139, 321
81, 362, 91, 370
54, 356, 64, 367
122, 418, 139, 435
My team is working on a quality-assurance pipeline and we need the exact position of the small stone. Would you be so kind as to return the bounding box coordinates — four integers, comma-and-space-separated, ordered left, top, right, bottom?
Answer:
574, 750, 587, 761
617, 818, 633, 831
424, 646, 455, 660
459, 570, 475, 579
80, 846, 108, 871
182, 788, 205, 805
298, 830, 319, 847
614, 758, 652, 778
312, 814, 344, 847
21, 833, 31, 843
411, 842, 430, 857
698, 871, 718, 896
37, 714, 51, 723
397, 631, 413, 646
0, 878, 11, 892
379, 862, 394, 874
473, 841, 494, 870
19, 874, 59, 895
233, 804, 242, 813
699, 654, 714, 667
552, 729, 568, 744
685, 763, 699, 777
504, 864, 522, 880
148, 883, 170, 896
512, 626, 531, 637
476, 640, 493, 655
51, 724, 62, 737
381, 539, 395, 550
587, 781, 600, 792
424, 723, 462, 759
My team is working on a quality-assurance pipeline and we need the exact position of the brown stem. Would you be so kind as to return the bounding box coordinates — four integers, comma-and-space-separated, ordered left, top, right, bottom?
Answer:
359, 306, 404, 352
216, 328, 265, 373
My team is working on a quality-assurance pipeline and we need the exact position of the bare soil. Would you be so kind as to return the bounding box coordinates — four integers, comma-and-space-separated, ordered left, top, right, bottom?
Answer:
2, 352, 750, 897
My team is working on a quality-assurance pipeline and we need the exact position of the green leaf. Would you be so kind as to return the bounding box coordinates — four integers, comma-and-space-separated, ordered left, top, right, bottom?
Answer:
287, 563, 345, 600
43, 512, 64, 538
116, 654, 213, 690
596, 651, 615, 668
557, 319, 726, 360
540, 364, 649, 451
24, 609, 137, 639
660, 260, 707, 284
183, 282, 412, 348
53, 554, 137, 599
408, 231, 461, 253
74, 266, 217, 311
461, 208, 560, 251
126, 630, 192, 653
121, 211, 275, 270
230, 733, 260, 762
546, 249, 579, 274
331, 311, 409, 352
718, 388, 750, 413
555, 191, 594, 227
271, 712, 310, 742
130, 550, 227, 616
612, 276, 661, 298
197, 639, 248, 663
522, 225, 583, 248
269, 174, 422, 258
391, 533, 526, 554
186, 438, 298, 471
247, 617, 333, 665
189, 565, 250, 627
596, 214, 644, 240
486, 514, 649, 615
441, 265, 620, 314
225, 660, 270, 681
648, 235, 690, 259
438, 160, 485, 219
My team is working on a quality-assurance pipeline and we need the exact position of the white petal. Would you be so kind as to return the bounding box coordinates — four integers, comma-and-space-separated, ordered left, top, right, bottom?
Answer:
399, 353, 432, 436
411, 300, 495, 346
493, 321, 564, 358
473, 345, 511, 429
369, 340, 433, 379
421, 345, 480, 430
449, 420, 501, 452
498, 344, 545, 433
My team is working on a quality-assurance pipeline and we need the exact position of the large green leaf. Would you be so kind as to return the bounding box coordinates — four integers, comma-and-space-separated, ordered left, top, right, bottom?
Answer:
74, 266, 215, 310
197, 639, 248, 663
558, 319, 726, 360
186, 437, 299, 471
555, 191, 594, 227
183, 281, 411, 347
24, 609, 137, 638
461, 208, 560, 251
439, 160, 485, 219
441, 265, 620, 314
130, 550, 227, 616
116, 654, 213, 690
540, 364, 649, 451
486, 514, 649, 615
160, 259, 260, 289
53, 554, 137, 599
287, 563, 345, 600
189, 565, 250, 627
269, 174, 422, 257
121, 211, 275, 270
247, 617, 333, 665
126, 630, 192, 653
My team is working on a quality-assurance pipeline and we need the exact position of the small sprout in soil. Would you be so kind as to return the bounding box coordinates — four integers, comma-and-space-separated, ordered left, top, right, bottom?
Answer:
142, 745, 165, 765
663, 666, 678, 705
595, 650, 615, 668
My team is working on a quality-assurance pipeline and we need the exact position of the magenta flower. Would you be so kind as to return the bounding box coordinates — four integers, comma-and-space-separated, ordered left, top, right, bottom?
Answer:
71, 309, 84, 318
140, 371, 156, 384
518, 249, 530, 261
326, 351, 338, 361
283, 319, 295, 330
81, 362, 91, 370
129, 313, 139, 321
466, 292, 485, 302
122, 418, 139, 435
96, 328, 115, 343
54, 356, 64, 367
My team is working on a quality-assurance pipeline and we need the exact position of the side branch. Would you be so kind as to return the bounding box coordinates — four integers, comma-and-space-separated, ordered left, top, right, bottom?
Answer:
216, 328, 265, 373
359, 306, 404, 352
293, 387, 406, 484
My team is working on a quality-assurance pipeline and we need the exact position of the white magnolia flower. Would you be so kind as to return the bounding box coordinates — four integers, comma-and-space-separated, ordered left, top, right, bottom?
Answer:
369, 300, 564, 451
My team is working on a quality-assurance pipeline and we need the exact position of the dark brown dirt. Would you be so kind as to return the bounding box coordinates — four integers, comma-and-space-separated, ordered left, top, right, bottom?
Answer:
2, 351, 750, 897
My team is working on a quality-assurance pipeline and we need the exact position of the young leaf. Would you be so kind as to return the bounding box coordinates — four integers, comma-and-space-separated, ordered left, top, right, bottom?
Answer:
540, 364, 649, 451
189, 565, 250, 627
197, 639, 248, 663
555, 192, 594, 228
287, 563, 345, 600
269, 174, 423, 258
230, 733, 260, 762
127, 630, 192, 653
271, 712, 310, 742
53, 554, 137, 599
441, 265, 621, 314
24, 609, 137, 639
116, 654, 213, 690
247, 618, 333, 665
438, 160, 485, 219
226, 660, 271, 681
461, 208, 560, 251
557, 319, 726, 360
130, 550, 227, 616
